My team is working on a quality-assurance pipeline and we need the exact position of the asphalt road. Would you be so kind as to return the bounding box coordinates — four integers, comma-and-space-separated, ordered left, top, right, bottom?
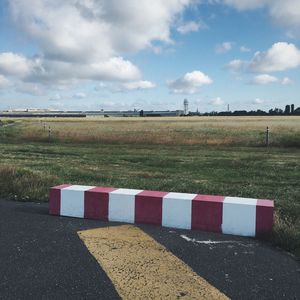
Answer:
0, 200, 299, 299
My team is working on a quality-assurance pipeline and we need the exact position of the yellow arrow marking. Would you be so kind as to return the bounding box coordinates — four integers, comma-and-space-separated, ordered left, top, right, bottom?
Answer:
78, 225, 229, 300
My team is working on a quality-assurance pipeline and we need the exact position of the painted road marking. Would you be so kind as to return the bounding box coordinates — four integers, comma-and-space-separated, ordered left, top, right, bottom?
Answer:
180, 234, 255, 246
78, 225, 229, 300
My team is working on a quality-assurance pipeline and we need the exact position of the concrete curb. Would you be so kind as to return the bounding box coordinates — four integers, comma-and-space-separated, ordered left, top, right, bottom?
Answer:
49, 185, 274, 237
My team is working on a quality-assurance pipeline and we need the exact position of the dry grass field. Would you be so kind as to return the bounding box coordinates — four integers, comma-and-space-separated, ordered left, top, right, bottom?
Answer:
16, 116, 300, 147
0, 115, 299, 256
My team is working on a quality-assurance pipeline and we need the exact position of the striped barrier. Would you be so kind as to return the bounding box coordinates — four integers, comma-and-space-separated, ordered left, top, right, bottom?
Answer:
49, 185, 274, 237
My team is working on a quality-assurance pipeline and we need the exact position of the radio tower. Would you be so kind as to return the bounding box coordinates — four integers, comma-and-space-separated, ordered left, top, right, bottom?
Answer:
184, 99, 189, 115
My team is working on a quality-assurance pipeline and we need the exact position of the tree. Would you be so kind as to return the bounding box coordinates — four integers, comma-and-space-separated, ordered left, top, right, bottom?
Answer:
284, 105, 291, 114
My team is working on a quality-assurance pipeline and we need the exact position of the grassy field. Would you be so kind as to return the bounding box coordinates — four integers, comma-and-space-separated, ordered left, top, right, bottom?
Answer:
0, 116, 299, 256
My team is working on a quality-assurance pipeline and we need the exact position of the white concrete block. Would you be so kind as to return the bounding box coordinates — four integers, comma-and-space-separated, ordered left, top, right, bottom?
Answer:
162, 192, 197, 229
60, 185, 95, 218
109, 189, 143, 223
222, 197, 257, 237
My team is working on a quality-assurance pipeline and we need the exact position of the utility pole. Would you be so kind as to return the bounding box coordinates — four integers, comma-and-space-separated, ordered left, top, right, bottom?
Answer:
48, 126, 51, 142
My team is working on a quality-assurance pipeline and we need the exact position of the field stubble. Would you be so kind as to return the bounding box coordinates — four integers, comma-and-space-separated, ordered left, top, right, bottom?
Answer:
15, 116, 300, 147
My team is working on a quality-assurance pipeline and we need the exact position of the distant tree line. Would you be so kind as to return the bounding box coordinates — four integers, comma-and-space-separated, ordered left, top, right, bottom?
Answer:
190, 104, 300, 117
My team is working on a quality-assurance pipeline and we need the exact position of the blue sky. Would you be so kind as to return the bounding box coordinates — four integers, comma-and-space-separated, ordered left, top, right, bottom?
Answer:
0, 0, 299, 112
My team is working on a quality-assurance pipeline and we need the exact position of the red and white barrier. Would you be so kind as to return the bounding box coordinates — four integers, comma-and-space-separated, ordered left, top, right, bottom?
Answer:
49, 185, 274, 237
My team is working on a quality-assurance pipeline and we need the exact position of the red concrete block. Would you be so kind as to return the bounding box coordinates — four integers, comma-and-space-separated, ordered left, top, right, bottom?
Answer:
135, 190, 168, 225
192, 194, 225, 232
256, 199, 274, 235
84, 187, 116, 221
49, 184, 71, 215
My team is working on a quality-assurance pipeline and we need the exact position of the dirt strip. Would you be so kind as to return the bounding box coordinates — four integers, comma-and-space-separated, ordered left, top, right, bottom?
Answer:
78, 225, 229, 300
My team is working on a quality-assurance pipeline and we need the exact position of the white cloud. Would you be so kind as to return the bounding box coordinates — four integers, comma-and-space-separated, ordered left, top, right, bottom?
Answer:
167, 70, 212, 94
151, 46, 163, 55
240, 46, 250, 52
94, 80, 156, 93
225, 59, 245, 72
177, 21, 205, 34
9, 0, 191, 62
87, 57, 141, 81
266, 1, 300, 30
223, 0, 267, 10
0, 52, 33, 78
251, 74, 279, 85
210, 97, 224, 106
73, 92, 87, 99
250, 74, 293, 85
216, 42, 233, 53
0, 54, 141, 86
223, 0, 300, 35
15, 83, 45, 96
49, 93, 61, 101
249, 42, 300, 72
0, 75, 11, 89
5, 0, 192, 91
227, 42, 300, 74
94, 82, 108, 91
253, 98, 265, 104
121, 80, 156, 91
281, 77, 293, 85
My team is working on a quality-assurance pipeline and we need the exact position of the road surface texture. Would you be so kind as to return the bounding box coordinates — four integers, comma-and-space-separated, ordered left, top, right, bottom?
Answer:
0, 200, 299, 299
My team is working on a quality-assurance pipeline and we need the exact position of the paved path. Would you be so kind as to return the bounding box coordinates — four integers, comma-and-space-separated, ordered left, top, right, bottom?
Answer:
79, 225, 228, 299
0, 200, 299, 299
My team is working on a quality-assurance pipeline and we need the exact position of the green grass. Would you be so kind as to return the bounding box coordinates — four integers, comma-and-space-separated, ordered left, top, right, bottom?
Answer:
0, 117, 299, 257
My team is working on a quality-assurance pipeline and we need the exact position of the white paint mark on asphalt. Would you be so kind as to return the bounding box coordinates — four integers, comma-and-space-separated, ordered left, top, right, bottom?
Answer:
180, 234, 255, 247
181, 234, 239, 244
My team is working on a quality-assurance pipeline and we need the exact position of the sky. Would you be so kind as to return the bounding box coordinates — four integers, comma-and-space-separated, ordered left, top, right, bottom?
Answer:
0, 0, 300, 112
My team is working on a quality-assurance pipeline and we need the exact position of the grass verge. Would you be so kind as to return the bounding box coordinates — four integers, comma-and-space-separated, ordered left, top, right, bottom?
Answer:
0, 165, 57, 202
0, 137, 299, 258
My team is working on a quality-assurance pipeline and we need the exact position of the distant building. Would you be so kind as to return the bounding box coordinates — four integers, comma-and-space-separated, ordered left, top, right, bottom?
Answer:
184, 99, 189, 115
85, 110, 182, 117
